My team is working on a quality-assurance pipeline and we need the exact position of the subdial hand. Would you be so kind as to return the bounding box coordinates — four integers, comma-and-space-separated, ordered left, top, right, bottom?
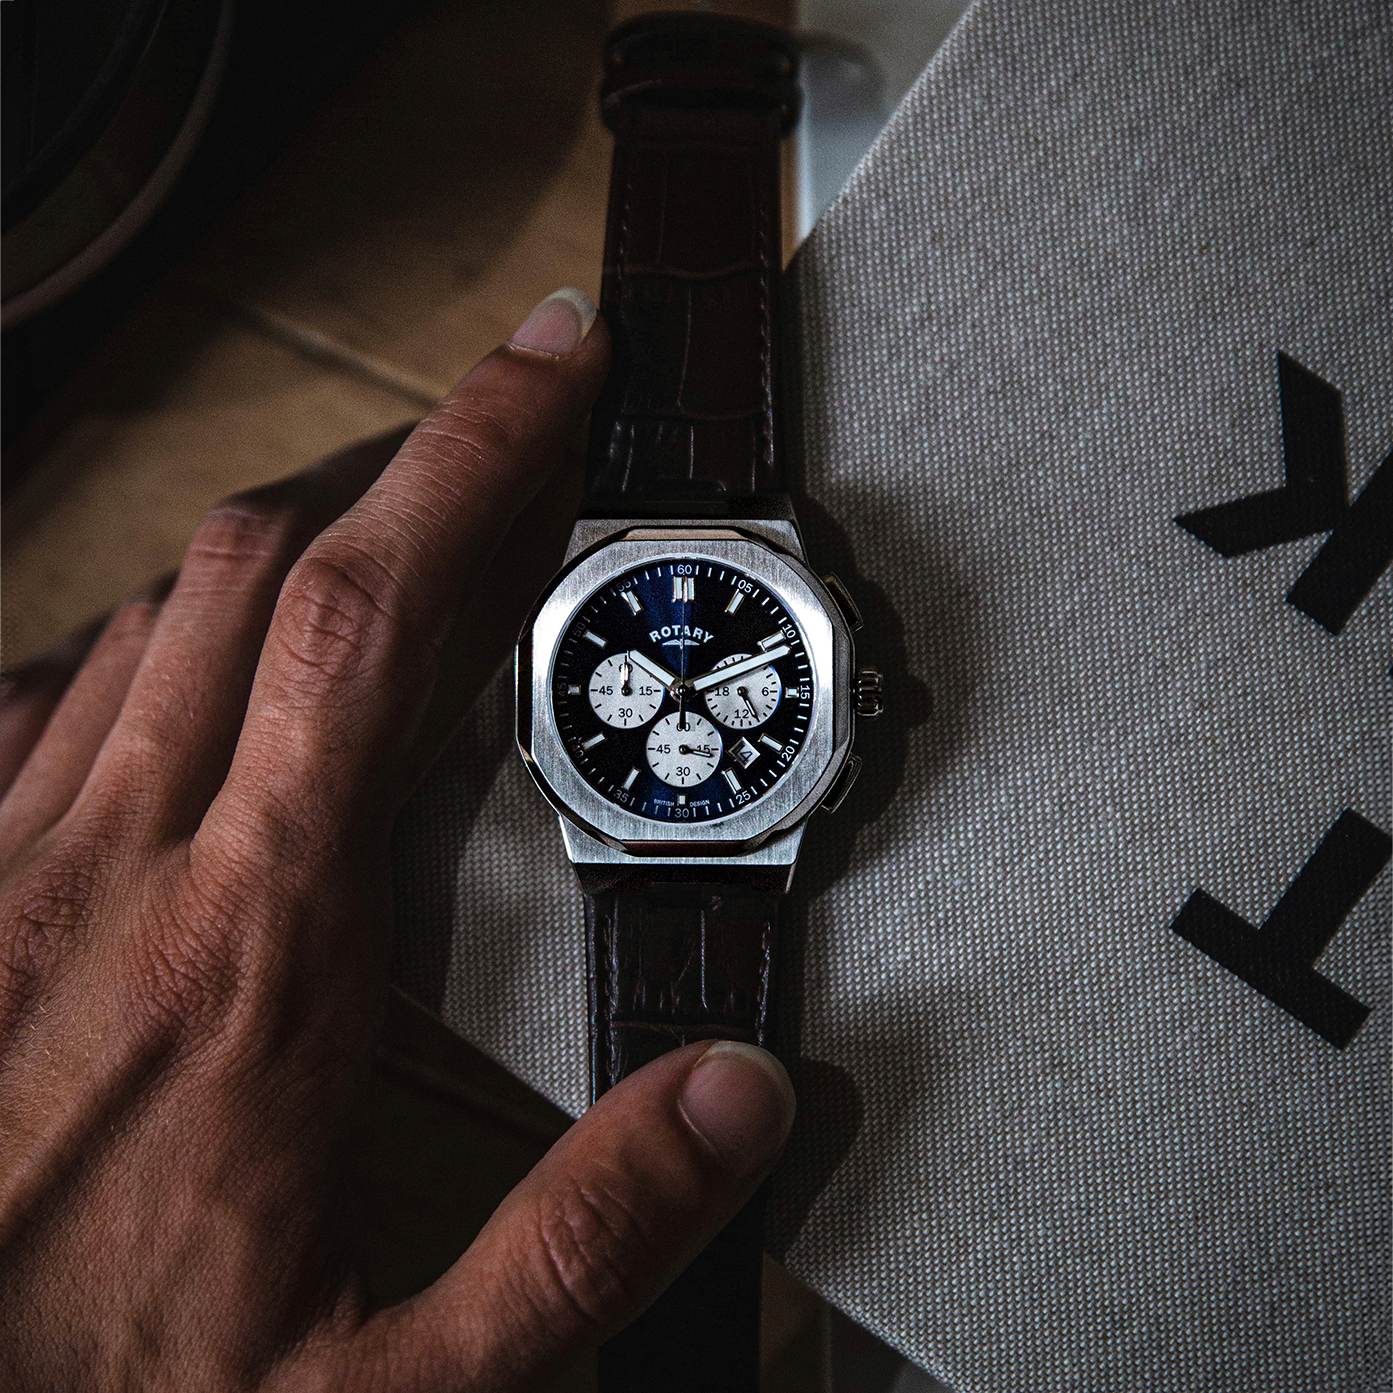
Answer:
737, 685, 759, 719
619, 659, 632, 696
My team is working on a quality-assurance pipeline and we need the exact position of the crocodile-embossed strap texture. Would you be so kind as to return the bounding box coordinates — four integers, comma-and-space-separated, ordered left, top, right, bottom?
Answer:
586, 879, 779, 1392
581, 18, 798, 1384
585, 13, 799, 504
587, 880, 779, 1095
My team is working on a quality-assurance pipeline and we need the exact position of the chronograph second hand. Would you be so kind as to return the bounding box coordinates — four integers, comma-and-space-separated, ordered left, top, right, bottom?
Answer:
677, 572, 692, 731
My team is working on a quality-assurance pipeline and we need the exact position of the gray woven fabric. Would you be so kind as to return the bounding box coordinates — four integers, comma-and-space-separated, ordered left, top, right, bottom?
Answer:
392, 1, 1391, 1387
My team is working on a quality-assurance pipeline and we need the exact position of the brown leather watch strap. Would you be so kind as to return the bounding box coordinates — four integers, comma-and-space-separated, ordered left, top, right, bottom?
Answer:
586, 879, 780, 1392
587, 879, 779, 1092
585, 13, 800, 507
580, 17, 800, 1385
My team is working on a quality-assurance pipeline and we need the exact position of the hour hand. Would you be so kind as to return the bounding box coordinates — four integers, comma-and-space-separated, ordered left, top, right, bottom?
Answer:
690, 646, 790, 693
627, 648, 681, 694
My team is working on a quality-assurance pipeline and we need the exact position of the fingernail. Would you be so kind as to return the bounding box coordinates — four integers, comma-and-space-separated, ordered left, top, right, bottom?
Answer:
509, 287, 597, 357
679, 1042, 796, 1176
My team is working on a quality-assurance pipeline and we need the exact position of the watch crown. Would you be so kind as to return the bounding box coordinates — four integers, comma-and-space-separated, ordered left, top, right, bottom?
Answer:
854, 667, 884, 718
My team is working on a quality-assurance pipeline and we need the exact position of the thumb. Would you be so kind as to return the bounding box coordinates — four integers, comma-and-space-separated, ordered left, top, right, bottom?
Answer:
330, 1040, 795, 1392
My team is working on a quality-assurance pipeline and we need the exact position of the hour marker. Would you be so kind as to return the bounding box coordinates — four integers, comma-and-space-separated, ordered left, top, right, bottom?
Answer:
758, 632, 785, 650
567, 684, 582, 695
677, 795, 687, 806
584, 630, 606, 648
581, 733, 605, 750
759, 734, 783, 752
673, 575, 694, 602
622, 767, 639, 791
732, 737, 759, 769
725, 590, 745, 614
621, 590, 642, 614
722, 769, 742, 793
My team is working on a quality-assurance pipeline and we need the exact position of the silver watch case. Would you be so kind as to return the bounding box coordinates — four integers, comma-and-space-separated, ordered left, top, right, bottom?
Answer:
516, 521, 855, 857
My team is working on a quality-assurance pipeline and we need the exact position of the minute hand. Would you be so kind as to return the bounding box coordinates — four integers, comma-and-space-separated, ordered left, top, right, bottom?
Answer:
690, 646, 790, 694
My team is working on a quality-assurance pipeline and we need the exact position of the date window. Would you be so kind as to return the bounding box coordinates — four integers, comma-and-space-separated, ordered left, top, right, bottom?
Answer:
731, 737, 760, 769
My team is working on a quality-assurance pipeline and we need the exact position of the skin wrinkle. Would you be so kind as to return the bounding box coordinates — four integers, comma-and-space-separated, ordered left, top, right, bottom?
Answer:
126, 901, 244, 1047
0, 850, 106, 1042
530, 1176, 649, 1327
409, 394, 523, 486
226, 675, 434, 833
197, 774, 356, 887
356, 501, 469, 592
268, 553, 410, 700
182, 501, 305, 575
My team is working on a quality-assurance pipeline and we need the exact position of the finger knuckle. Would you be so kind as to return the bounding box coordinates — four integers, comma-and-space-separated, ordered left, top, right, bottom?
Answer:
102, 593, 162, 649
127, 908, 242, 1045
0, 855, 99, 1039
183, 495, 299, 585
124, 856, 277, 1046
272, 546, 404, 695
528, 1174, 651, 1329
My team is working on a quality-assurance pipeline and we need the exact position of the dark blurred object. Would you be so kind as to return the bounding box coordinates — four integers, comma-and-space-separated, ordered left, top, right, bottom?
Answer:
2, 0, 228, 328
3, 0, 169, 229
1, 0, 428, 470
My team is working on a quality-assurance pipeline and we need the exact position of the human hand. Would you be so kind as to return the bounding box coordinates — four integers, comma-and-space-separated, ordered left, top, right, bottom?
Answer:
0, 289, 796, 1392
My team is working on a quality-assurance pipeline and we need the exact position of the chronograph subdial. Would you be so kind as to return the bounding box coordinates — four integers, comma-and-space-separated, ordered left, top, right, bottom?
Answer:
645, 712, 722, 788
702, 653, 782, 730
588, 653, 664, 728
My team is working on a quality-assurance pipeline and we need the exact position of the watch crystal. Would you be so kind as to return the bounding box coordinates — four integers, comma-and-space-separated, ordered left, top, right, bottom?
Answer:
551, 560, 813, 822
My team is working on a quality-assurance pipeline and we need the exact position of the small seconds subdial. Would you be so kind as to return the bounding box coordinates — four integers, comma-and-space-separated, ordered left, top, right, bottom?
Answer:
703, 653, 782, 729
646, 712, 722, 787
588, 653, 663, 728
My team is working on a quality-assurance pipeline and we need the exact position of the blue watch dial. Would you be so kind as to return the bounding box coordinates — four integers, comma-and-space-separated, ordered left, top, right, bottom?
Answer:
551, 559, 813, 823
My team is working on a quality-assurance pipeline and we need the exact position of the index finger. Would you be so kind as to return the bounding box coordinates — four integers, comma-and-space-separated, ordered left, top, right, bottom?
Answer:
210, 288, 608, 860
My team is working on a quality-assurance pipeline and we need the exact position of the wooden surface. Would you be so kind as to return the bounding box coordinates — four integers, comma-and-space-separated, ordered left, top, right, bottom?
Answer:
2, 1, 841, 1387
2, 0, 796, 668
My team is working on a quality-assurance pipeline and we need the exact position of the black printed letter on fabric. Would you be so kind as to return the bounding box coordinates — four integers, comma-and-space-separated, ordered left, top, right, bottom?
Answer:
1176, 353, 1392, 634
1171, 810, 1391, 1048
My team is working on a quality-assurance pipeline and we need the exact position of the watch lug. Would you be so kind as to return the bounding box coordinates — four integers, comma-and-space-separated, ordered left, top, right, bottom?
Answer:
563, 516, 628, 563
560, 817, 805, 896
819, 752, 862, 813
563, 513, 806, 564
821, 573, 864, 631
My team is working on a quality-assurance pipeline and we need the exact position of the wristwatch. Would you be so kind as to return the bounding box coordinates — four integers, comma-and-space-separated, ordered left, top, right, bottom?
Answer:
515, 13, 881, 1390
